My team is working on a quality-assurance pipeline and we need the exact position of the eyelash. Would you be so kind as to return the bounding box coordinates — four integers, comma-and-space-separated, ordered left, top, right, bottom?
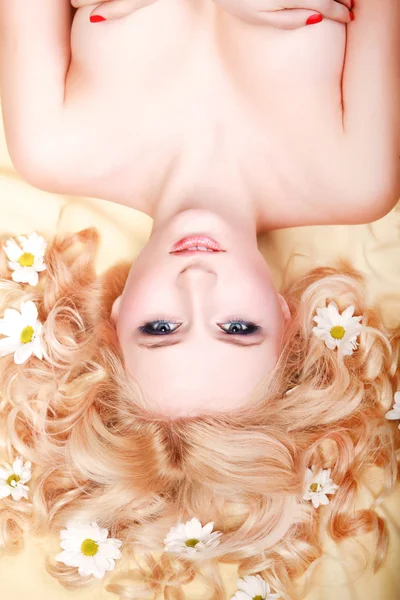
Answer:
138, 317, 262, 336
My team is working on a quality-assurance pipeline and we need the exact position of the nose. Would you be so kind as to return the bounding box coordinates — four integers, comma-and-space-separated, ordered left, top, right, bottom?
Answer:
176, 263, 217, 329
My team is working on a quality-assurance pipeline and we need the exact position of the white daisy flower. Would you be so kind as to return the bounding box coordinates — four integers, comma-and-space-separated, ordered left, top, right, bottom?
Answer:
55, 521, 123, 579
0, 456, 32, 502
303, 467, 339, 509
230, 575, 281, 600
0, 300, 44, 364
164, 518, 223, 555
385, 391, 400, 430
3, 232, 47, 287
312, 302, 363, 356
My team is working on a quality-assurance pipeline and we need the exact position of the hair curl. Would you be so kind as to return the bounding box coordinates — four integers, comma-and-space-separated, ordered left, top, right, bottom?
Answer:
0, 227, 399, 600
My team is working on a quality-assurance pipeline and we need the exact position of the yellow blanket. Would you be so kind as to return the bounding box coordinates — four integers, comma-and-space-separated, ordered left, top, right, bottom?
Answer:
0, 107, 399, 599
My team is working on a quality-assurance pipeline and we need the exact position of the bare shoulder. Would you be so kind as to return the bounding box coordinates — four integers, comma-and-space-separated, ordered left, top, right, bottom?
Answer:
271, 140, 400, 230
327, 152, 400, 226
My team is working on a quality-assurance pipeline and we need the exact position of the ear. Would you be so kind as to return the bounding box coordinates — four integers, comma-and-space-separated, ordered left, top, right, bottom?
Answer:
278, 294, 291, 323
111, 295, 122, 323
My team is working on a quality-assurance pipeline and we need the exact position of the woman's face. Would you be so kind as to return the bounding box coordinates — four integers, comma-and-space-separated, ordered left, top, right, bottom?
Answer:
112, 210, 289, 417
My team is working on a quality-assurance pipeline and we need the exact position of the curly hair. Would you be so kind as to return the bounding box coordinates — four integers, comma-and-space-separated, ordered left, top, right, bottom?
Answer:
0, 227, 399, 600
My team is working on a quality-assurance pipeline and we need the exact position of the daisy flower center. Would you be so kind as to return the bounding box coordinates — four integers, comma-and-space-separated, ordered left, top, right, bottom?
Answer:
18, 252, 35, 267
185, 538, 200, 548
20, 326, 34, 344
6, 473, 21, 487
330, 325, 345, 340
252, 596, 264, 600
81, 538, 99, 556
310, 483, 320, 493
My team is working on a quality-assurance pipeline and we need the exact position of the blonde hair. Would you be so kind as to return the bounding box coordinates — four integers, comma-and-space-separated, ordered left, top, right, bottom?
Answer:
0, 228, 399, 599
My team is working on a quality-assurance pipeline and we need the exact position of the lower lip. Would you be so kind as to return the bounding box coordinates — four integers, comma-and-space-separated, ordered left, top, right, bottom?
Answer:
170, 235, 223, 253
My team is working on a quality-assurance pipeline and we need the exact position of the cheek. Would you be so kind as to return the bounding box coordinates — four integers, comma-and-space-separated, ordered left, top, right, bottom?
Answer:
259, 291, 284, 340
119, 269, 165, 334
118, 275, 145, 331
245, 255, 276, 291
247, 269, 280, 315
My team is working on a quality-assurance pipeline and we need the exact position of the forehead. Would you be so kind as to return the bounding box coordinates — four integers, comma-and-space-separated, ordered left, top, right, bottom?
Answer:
123, 338, 280, 416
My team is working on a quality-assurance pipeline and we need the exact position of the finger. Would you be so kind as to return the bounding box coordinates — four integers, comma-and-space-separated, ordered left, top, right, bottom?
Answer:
71, 0, 110, 7
256, 9, 326, 30
90, 0, 155, 21
318, 0, 353, 23
334, 0, 352, 10
283, 1, 352, 24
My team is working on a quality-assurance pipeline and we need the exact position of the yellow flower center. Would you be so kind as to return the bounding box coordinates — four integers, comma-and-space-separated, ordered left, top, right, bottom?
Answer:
253, 596, 264, 600
330, 325, 345, 340
310, 483, 319, 493
6, 474, 21, 487
81, 539, 99, 556
20, 326, 34, 344
18, 252, 35, 267
185, 538, 200, 548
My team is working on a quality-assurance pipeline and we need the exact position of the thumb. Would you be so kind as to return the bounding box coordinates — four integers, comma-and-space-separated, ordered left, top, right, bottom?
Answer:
90, 0, 156, 21
259, 9, 324, 30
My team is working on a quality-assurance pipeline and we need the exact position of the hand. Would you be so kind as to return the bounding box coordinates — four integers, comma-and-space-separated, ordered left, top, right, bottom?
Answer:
71, 0, 159, 22
212, 0, 354, 29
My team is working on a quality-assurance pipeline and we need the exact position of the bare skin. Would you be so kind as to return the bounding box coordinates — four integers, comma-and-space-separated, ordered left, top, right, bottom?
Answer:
0, 0, 399, 229
0, 0, 399, 416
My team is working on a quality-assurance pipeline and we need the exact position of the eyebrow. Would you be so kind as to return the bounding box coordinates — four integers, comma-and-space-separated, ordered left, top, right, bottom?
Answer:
136, 336, 266, 350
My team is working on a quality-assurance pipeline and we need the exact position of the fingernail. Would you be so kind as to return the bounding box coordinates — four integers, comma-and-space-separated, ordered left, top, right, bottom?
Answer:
90, 15, 106, 23
306, 13, 323, 26
349, 11, 354, 21
350, 0, 355, 8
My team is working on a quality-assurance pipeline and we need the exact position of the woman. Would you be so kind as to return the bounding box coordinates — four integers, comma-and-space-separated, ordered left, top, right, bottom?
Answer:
0, 1, 399, 599
0, 0, 399, 416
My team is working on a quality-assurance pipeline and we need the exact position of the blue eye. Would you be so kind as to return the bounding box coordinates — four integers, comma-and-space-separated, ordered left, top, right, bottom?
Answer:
138, 320, 181, 335
138, 319, 261, 336
218, 320, 262, 335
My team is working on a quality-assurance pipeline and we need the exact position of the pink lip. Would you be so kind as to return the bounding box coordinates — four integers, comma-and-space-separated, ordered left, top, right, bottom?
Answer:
170, 235, 224, 254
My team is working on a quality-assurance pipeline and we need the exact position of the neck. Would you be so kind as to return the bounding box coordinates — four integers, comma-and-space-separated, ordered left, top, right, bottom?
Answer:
150, 181, 264, 240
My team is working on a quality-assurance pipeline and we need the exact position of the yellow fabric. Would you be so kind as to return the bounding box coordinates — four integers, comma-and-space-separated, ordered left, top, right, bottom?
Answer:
0, 106, 399, 599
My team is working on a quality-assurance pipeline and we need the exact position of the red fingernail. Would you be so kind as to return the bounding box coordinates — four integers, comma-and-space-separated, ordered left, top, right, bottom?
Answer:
306, 13, 323, 26
349, 11, 354, 21
90, 15, 106, 23
350, 0, 355, 8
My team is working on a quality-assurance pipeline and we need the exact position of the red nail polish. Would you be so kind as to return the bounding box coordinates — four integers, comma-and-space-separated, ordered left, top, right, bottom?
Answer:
306, 13, 323, 26
90, 15, 106, 23
349, 11, 354, 21
350, 0, 355, 8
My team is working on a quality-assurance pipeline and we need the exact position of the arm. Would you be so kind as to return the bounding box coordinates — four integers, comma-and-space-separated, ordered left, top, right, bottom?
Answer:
340, 0, 400, 220
0, 1, 72, 184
